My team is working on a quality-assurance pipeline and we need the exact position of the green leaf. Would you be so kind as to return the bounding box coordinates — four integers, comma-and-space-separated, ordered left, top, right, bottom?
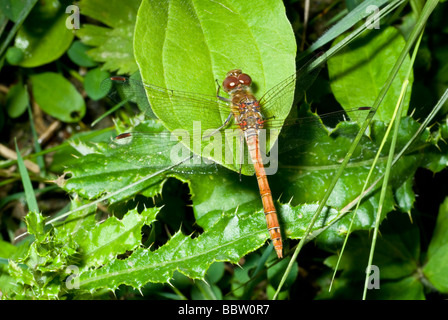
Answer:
328, 27, 413, 122
267, 257, 298, 291
6, 46, 25, 65
0, 0, 34, 22
8, 260, 36, 290
395, 177, 415, 213
13, 0, 74, 67
84, 67, 110, 100
421, 122, 448, 173
423, 197, 448, 293
30, 72, 85, 123
24, 211, 46, 240
134, 0, 296, 174
205, 262, 225, 284
61, 112, 432, 294
67, 40, 97, 68
6, 80, 29, 118
77, 211, 268, 291
0, 240, 17, 259
66, 115, 425, 292
77, 0, 141, 74
48, 126, 115, 173
5, 205, 161, 298
70, 207, 160, 268
368, 276, 425, 300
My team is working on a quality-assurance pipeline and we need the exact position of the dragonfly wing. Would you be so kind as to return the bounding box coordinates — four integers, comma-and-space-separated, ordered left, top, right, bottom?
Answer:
268, 106, 373, 155
259, 53, 326, 117
107, 128, 218, 175
105, 76, 234, 133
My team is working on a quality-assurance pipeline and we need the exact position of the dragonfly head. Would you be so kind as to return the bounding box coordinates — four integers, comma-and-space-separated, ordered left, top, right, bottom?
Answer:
222, 69, 252, 93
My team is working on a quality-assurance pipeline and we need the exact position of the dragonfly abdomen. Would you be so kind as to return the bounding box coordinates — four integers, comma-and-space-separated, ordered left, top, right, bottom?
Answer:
245, 131, 283, 258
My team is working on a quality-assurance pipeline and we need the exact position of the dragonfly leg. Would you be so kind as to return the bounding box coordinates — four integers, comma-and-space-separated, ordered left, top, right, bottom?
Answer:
215, 79, 231, 102
238, 133, 244, 181
203, 112, 233, 139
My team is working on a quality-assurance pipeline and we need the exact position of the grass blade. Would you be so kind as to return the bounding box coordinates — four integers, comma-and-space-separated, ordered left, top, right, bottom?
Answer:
14, 139, 38, 213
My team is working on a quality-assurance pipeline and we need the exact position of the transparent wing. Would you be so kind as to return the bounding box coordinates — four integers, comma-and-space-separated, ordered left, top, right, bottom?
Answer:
102, 75, 233, 119
263, 107, 372, 129
107, 129, 219, 175
264, 107, 373, 155
102, 53, 325, 131
106, 107, 372, 173
259, 53, 326, 115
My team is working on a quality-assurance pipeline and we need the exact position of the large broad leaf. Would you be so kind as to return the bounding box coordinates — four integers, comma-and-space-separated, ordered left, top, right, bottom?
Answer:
328, 27, 413, 122
134, 0, 296, 175
77, 212, 267, 290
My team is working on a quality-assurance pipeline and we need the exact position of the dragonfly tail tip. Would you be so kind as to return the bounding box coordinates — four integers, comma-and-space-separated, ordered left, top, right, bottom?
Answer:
275, 247, 283, 259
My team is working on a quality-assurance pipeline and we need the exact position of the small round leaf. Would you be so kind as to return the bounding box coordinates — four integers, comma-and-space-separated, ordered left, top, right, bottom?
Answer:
30, 72, 85, 123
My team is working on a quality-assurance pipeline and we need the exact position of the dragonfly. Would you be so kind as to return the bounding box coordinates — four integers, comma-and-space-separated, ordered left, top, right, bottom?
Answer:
102, 57, 372, 259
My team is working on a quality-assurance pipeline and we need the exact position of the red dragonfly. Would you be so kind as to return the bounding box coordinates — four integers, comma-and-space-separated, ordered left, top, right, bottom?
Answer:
102, 57, 371, 258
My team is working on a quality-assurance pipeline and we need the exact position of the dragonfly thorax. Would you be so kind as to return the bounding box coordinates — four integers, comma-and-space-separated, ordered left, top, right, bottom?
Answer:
236, 101, 264, 130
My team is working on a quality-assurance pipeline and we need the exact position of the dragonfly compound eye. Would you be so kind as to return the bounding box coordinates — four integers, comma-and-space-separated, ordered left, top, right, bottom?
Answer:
238, 73, 252, 86
223, 76, 239, 92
